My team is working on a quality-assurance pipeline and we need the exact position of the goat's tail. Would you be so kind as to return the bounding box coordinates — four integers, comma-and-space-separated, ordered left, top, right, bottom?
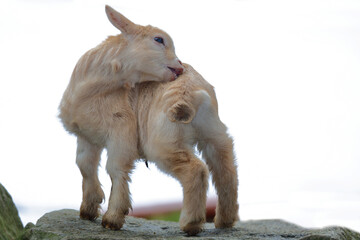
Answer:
166, 90, 209, 124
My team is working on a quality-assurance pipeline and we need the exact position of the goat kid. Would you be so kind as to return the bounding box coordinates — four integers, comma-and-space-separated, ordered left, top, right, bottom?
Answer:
59, 6, 238, 236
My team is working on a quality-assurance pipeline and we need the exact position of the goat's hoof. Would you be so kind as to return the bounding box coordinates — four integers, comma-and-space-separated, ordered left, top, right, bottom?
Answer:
101, 213, 124, 230
80, 210, 98, 221
215, 221, 234, 229
181, 223, 203, 236
214, 215, 237, 229
79, 202, 100, 221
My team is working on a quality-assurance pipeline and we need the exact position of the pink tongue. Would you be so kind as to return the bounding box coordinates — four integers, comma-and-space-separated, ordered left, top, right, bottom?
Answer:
168, 67, 179, 75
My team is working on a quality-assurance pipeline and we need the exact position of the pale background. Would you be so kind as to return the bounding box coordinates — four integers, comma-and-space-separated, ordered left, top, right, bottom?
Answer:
0, 0, 359, 232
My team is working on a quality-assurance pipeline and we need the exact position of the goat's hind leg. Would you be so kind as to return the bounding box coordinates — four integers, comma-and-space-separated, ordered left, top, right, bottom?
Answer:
157, 151, 209, 236
76, 136, 105, 220
194, 103, 239, 228
199, 128, 239, 228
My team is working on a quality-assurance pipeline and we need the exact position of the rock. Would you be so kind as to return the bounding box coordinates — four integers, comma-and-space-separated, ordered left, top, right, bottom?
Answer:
0, 183, 23, 240
19, 209, 360, 240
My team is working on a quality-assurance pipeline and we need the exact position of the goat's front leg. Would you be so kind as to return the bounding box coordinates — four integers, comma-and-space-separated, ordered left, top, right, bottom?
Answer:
158, 151, 209, 236
101, 131, 138, 230
76, 136, 104, 220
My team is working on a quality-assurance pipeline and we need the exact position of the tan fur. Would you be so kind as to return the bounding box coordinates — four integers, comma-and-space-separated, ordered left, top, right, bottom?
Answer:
59, 6, 238, 236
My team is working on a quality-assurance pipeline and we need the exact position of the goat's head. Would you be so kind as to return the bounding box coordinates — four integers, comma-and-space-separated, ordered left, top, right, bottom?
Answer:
105, 5, 184, 82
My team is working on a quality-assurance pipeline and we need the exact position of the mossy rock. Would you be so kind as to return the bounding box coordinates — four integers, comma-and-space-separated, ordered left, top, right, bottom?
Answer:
0, 183, 23, 240
21, 209, 360, 240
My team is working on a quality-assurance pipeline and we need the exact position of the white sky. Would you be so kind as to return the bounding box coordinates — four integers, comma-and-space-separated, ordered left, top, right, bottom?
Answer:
0, 0, 360, 232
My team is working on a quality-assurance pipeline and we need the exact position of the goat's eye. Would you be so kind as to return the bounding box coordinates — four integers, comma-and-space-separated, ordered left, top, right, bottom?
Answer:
154, 37, 164, 45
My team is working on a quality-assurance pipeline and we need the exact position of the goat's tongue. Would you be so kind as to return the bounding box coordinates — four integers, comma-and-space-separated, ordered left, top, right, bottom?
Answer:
168, 67, 179, 80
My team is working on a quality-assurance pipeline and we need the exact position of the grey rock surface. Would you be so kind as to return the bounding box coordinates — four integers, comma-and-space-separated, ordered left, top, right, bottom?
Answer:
20, 209, 360, 240
0, 183, 23, 240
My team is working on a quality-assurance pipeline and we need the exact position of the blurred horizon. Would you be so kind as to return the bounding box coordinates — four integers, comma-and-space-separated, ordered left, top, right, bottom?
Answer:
1, 0, 359, 232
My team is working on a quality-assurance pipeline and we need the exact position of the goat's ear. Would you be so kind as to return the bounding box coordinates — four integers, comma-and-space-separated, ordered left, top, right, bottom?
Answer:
105, 5, 136, 34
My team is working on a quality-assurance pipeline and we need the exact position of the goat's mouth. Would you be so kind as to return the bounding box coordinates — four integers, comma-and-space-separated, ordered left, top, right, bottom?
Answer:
168, 67, 182, 80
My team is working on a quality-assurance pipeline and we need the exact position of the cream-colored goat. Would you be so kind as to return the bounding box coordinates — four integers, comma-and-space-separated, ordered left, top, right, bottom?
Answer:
59, 5, 238, 236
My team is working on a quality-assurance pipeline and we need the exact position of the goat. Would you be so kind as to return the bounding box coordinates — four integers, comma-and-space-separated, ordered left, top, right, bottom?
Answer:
59, 5, 238, 236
